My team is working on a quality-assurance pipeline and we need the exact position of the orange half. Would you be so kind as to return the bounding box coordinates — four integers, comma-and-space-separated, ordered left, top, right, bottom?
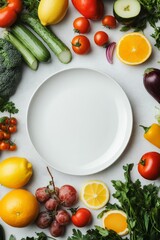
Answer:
102, 209, 128, 236
116, 32, 152, 65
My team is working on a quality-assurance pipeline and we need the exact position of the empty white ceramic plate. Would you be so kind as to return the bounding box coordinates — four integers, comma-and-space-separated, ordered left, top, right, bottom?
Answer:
27, 68, 133, 175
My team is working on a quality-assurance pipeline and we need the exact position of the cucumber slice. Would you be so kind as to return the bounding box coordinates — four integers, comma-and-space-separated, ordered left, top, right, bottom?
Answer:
113, 0, 141, 25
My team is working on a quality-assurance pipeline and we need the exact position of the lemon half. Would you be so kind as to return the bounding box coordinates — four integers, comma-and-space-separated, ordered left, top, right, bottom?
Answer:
81, 180, 110, 209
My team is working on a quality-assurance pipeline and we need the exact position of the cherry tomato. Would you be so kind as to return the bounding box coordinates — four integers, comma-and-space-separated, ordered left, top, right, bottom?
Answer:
0, 131, 4, 140
102, 15, 117, 29
73, 17, 90, 34
71, 35, 91, 55
0, 141, 10, 150
138, 152, 160, 180
94, 31, 109, 47
0, 124, 8, 131
9, 142, 17, 151
4, 117, 10, 124
8, 125, 17, 133
71, 208, 92, 227
10, 117, 17, 125
3, 131, 11, 140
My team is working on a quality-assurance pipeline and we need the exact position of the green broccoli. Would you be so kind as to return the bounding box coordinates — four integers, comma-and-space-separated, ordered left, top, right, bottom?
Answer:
0, 38, 23, 104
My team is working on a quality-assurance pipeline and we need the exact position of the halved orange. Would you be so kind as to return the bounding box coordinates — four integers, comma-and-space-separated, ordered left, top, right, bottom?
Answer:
116, 32, 152, 65
102, 209, 128, 236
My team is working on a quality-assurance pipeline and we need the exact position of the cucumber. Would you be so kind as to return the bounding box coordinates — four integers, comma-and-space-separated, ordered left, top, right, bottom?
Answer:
20, 14, 72, 64
11, 24, 51, 62
3, 30, 38, 70
113, 0, 141, 25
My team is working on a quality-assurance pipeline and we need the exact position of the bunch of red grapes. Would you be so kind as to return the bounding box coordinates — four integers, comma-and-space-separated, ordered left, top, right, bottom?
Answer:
35, 170, 78, 237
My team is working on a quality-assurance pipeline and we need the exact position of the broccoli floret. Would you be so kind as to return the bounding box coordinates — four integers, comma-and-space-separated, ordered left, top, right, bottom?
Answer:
0, 38, 23, 100
0, 38, 22, 68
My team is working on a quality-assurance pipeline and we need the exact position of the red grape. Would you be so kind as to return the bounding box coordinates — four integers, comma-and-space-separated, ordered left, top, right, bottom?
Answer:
49, 220, 65, 237
59, 185, 78, 207
36, 211, 53, 228
55, 209, 71, 225
45, 197, 60, 211
35, 187, 51, 203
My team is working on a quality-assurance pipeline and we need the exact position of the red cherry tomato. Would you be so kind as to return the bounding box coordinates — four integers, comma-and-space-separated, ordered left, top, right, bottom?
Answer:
10, 117, 17, 125
9, 142, 17, 151
94, 31, 109, 47
0, 141, 10, 150
73, 17, 90, 34
8, 125, 17, 133
3, 131, 11, 140
71, 208, 92, 227
0, 124, 8, 131
138, 152, 160, 180
72, 35, 90, 55
0, 131, 4, 140
102, 15, 117, 29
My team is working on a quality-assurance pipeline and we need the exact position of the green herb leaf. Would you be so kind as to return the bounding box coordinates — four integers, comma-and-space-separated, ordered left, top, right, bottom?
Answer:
9, 235, 16, 240
0, 101, 19, 115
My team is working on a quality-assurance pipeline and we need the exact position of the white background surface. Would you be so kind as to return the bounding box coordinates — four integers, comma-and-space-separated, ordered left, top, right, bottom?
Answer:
0, 0, 160, 239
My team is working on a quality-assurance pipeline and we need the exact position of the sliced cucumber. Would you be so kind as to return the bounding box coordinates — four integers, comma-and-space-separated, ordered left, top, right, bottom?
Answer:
11, 24, 51, 62
113, 0, 141, 25
3, 30, 38, 70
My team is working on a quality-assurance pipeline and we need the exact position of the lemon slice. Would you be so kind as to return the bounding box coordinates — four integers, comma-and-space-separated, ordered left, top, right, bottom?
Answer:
81, 180, 109, 209
116, 32, 152, 65
102, 210, 128, 236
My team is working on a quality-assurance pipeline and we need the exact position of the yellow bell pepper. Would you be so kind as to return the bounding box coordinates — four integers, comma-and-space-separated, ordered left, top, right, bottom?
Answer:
38, 0, 68, 26
140, 123, 160, 148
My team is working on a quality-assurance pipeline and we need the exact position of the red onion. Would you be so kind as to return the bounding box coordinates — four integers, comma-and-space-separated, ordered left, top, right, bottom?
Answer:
106, 42, 116, 64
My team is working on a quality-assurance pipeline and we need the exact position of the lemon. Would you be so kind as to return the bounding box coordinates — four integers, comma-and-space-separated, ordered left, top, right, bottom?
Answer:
0, 157, 33, 188
116, 32, 152, 65
81, 180, 109, 209
102, 210, 128, 236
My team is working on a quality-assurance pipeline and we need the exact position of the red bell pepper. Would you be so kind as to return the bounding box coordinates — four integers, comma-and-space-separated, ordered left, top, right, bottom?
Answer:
0, 0, 22, 28
71, 0, 104, 20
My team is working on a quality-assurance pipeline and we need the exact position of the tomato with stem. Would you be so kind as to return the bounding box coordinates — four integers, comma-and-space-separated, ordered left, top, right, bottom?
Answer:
9, 142, 17, 151
102, 15, 117, 29
10, 117, 17, 125
70, 207, 92, 227
72, 35, 90, 55
138, 151, 160, 180
73, 17, 90, 34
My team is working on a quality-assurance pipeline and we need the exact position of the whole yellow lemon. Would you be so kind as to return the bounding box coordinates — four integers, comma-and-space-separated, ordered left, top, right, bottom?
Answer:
0, 157, 33, 188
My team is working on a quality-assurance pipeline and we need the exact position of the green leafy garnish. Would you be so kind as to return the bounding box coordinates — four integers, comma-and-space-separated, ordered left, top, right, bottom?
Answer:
9, 232, 56, 240
0, 101, 19, 115
121, 0, 160, 50
68, 164, 160, 240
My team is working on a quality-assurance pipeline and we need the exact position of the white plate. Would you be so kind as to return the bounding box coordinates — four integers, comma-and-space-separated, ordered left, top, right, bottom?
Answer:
27, 68, 133, 175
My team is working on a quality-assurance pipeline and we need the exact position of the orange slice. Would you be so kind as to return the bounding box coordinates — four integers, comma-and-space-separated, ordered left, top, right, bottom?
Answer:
102, 210, 128, 236
116, 32, 152, 65
81, 180, 110, 209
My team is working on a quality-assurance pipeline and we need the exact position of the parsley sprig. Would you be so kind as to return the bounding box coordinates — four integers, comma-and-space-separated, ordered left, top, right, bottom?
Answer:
9, 232, 56, 240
